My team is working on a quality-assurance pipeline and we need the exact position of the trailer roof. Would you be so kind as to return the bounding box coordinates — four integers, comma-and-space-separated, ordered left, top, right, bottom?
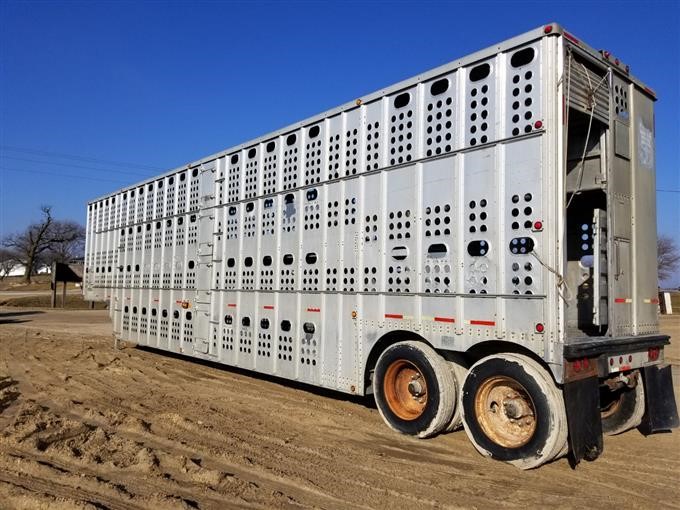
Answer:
89, 23, 656, 204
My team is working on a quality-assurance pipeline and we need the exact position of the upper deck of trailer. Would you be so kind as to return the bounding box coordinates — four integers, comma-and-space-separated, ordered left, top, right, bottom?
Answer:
87, 22, 655, 206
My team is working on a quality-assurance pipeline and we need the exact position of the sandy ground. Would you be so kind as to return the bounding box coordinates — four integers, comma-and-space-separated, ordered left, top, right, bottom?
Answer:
1, 308, 679, 510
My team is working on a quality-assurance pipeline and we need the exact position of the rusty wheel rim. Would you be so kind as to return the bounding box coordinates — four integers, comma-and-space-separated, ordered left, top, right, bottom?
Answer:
474, 376, 537, 448
383, 359, 428, 420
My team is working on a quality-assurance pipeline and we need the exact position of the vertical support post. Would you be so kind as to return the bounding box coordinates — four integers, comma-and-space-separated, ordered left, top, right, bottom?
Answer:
51, 282, 56, 308
62, 281, 67, 309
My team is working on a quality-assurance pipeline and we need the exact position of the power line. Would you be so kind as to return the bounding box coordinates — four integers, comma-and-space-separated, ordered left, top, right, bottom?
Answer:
0, 166, 130, 184
0, 155, 150, 178
657, 189, 680, 193
0, 145, 164, 172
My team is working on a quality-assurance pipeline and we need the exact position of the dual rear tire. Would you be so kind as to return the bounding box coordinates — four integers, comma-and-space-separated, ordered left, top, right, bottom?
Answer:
374, 343, 568, 469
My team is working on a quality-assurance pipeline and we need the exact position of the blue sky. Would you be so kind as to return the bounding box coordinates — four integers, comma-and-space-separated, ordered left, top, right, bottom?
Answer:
1, 1, 678, 285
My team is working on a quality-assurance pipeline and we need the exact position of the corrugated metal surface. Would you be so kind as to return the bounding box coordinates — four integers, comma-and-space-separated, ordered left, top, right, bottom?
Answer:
566, 53, 610, 124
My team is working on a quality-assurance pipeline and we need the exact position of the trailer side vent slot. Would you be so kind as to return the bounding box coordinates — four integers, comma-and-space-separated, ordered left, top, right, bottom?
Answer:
306, 189, 318, 201
511, 47, 535, 68
278, 331, 293, 361
239, 319, 252, 353
467, 240, 489, 256
467, 62, 494, 146
245, 148, 259, 199
425, 75, 455, 157
509, 237, 535, 254
283, 137, 299, 190
390, 246, 409, 260
344, 127, 359, 176
224, 315, 233, 325
389, 91, 414, 166
304, 199, 320, 231
425, 203, 452, 237
508, 46, 539, 137
387, 209, 412, 240
328, 132, 341, 179
305, 124, 323, 185
228, 154, 241, 202
470, 63, 491, 82
427, 243, 448, 256
365, 121, 381, 171
280, 320, 291, 331
257, 327, 272, 358
263, 142, 278, 195
262, 203, 275, 237
430, 78, 449, 96
467, 199, 489, 233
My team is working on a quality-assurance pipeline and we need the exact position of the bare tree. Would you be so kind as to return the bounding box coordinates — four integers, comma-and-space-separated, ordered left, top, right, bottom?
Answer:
0, 248, 19, 280
658, 235, 680, 283
1, 206, 85, 283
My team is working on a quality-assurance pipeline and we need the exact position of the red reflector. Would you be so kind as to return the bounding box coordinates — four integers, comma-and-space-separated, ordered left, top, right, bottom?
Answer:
648, 347, 660, 361
534, 120, 543, 129
583, 357, 589, 368
544, 25, 553, 34
573, 359, 582, 372
533, 220, 543, 230
603, 50, 610, 59
535, 323, 544, 333
615, 58, 620, 65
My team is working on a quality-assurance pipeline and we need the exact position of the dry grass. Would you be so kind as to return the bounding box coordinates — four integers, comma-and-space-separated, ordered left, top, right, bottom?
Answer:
0, 294, 107, 309
0, 275, 56, 292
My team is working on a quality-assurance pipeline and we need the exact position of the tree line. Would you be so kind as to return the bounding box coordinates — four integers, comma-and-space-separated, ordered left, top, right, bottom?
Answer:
1, 206, 85, 283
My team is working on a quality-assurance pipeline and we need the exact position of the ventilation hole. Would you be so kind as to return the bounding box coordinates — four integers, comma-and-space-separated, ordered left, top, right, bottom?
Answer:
248, 148, 257, 159
394, 92, 411, 108
470, 63, 491, 82
430, 77, 449, 95
510, 47, 535, 68
286, 133, 297, 145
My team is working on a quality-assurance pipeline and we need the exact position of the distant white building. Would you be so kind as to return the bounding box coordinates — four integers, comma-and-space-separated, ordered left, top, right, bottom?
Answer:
0, 263, 51, 278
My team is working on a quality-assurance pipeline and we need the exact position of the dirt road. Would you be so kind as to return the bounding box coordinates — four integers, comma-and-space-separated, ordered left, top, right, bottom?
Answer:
1, 307, 679, 509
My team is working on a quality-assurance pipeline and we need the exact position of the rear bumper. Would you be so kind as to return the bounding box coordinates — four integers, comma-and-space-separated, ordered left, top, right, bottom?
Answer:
564, 334, 670, 359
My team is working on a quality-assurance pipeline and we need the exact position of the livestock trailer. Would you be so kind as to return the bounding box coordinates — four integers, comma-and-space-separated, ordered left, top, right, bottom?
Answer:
84, 23, 678, 469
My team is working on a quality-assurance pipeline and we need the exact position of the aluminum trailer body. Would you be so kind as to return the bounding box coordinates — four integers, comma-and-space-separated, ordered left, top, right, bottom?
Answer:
84, 23, 677, 468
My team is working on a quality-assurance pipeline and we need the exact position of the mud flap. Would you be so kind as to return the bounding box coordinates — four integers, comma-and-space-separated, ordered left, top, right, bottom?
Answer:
639, 364, 680, 434
564, 376, 603, 463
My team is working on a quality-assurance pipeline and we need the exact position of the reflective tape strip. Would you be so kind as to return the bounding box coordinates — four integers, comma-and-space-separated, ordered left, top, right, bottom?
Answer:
385, 313, 403, 319
227, 303, 237, 308
643, 298, 659, 304
263, 305, 274, 310
564, 31, 580, 45
614, 298, 632, 304
307, 307, 321, 313
468, 320, 495, 326
434, 317, 455, 323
